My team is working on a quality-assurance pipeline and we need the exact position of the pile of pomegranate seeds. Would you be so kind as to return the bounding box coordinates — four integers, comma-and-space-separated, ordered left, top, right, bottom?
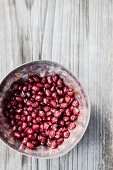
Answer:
3, 74, 79, 149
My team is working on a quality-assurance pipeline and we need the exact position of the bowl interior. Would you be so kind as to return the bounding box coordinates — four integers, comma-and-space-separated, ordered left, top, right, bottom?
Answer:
0, 61, 90, 158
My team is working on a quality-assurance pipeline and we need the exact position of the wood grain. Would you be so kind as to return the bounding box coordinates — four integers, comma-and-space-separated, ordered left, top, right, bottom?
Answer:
0, 0, 113, 170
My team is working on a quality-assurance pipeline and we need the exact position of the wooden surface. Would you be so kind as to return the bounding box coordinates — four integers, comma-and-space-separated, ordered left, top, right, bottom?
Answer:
0, 0, 113, 170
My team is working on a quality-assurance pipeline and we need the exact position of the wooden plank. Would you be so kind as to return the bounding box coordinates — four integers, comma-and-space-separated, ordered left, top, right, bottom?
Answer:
0, 0, 113, 170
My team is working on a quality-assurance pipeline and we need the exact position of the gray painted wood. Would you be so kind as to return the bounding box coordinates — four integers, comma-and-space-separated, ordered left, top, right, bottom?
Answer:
0, 0, 113, 170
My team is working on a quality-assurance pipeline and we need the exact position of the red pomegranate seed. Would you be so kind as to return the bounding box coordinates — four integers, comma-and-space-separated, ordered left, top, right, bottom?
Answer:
57, 79, 63, 87
27, 115, 32, 122
40, 124, 44, 132
45, 89, 51, 96
37, 91, 44, 96
23, 85, 28, 92
70, 115, 77, 121
36, 83, 43, 88
49, 130, 55, 138
39, 111, 45, 117
55, 130, 62, 138
68, 122, 76, 130
44, 83, 51, 89
72, 100, 79, 107
41, 77, 47, 83
46, 111, 52, 116
43, 98, 49, 104
32, 102, 39, 107
22, 137, 28, 144
67, 91, 74, 97
65, 95, 70, 103
22, 122, 27, 130
32, 140, 38, 145
64, 116, 69, 122
28, 134, 37, 140
59, 120, 65, 126
50, 85, 55, 92
36, 117, 42, 122
26, 128, 33, 135
14, 132, 21, 138
31, 112, 36, 118
47, 138, 51, 147
47, 76, 53, 84
15, 115, 21, 120
12, 84, 19, 90
33, 75, 40, 82
52, 92, 57, 98
26, 92, 31, 97
73, 107, 79, 115
36, 95, 42, 101
12, 125, 17, 131
15, 96, 22, 102
54, 110, 62, 118
52, 124, 58, 131
59, 98, 64, 103
32, 124, 40, 131
63, 86, 68, 94
32, 119, 37, 124
52, 75, 58, 82
18, 103, 22, 109
28, 77, 34, 83
63, 130, 70, 138
50, 100, 57, 107
40, 137, 46, 146
57, 138, 64, 145
51, 108, 56, 113
57, 89, 63, 95
51, 140, 58, 149
27, 142, 35, 149
32, 86, 39, 91
51, 117, 58, 123
61, 103, 68, 108
44, 106, 50, 112
65, 109, 71, 116
26, 100, 32, 106
44, 122, 50, 130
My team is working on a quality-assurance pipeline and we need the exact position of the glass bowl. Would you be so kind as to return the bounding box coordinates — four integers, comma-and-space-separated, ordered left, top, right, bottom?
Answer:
0, 60, 90, 158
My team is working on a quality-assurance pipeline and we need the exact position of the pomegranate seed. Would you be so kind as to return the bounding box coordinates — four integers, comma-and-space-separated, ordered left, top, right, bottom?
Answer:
70, 115, 77, 121
65, 95, 70, 103
50, 100, 57, 107
26, 128, 33, 135
44, 106, 50, 112
27, 142, 35, 149
12, 84, 19, 90
28, 134, 37, 140
32, 124, 40, 131
63, 130, 70, 138
28, 77, 34, 83
68, 122, 76, 130
59, 120, 65, 126
67, 91, 74, 97
45, 89, 51, 96
73, 107, 79, 115
65, 109, 71, 116
32, 119, 37, 124
47, 138, 51, 147
44, 122, 50, 130
64, 116, 69, 122
52, 75, 58, 82
54, 110, 62, 118
55, 130, 62, 138
52, 92, 57, 98
18, 103, 22, 109
22, 122, 27, 130
12, 125, 17, 131
43, 98, 49, 104
15, 96, 22, 102
61, 103, 68, 108
32, 86, 39, 91
51, 117, 57, 123
26, 92, 31, 97
14, 132, 21, 138
52, 124, 58, 131
37, 91, 44, 96
23, 85, 28, 92
31, 112, 36, 118
49, 130, 55, 138
50, 85, 55, 91
33, 75, 40, 82
51, 140, 58, 149
63, 86, 68, 94
36, 117, 42, 122
40, 137, 46, 146
47, 76, 53, 84
36, 95, 42, 101
57, 138, 64, 145
59, 98, 64, 103
57, 79, 63, 87
41, 77, 46, 83
22, 137, 28, 144
32, 102, 39, 108
51, 108, 56, 113
15, 115, 21, 120
72, 100, 79, 107
27, 115, 32, 122
44, 83, 51, 89
46, 111, 52, 116
39, 111, 45, 117
57, 89, 63, 95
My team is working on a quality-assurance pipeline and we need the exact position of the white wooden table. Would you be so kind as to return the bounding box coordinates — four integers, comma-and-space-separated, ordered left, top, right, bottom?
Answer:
0, 0, 113, 170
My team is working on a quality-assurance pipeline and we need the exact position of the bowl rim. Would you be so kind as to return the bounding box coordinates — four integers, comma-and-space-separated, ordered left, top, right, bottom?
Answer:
0, 60, 91, 159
